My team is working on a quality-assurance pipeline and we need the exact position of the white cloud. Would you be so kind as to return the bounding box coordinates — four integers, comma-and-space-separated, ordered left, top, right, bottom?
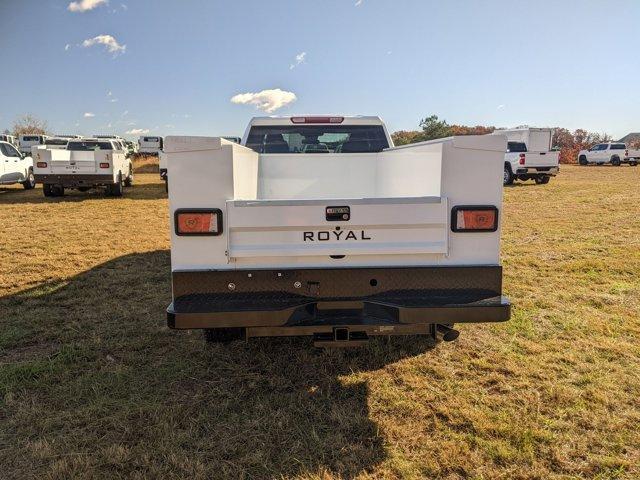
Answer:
122, 110, 129, 116
126, 128, 149, 135
64, 44, 71, 51
82, 34, 126, 56
121, 3, 128, 10
289, 51, 306, 70
355, 0, 363, 6
230, 88, 297, 113
68, 0, 108, 13
84, 112, 95, 118
109, 98, 118, 103
497, 104, 505, 110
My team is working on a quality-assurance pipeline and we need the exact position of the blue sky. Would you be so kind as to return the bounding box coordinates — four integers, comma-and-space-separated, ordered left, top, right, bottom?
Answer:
1, 0, 639, 140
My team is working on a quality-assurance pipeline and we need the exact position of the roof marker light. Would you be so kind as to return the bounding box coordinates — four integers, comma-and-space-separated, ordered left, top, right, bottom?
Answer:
291, 116, 344, 124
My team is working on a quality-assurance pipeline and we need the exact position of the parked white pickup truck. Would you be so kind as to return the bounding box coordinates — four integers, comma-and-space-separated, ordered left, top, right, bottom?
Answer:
493, 128, 559, 185
578, 142, 639, 166
0, 141, 36, 189
33, 138, 133, 197
164, 115, 511, 346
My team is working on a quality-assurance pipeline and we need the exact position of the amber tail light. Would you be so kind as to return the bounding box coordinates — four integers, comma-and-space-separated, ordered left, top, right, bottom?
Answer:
175, 209, 223, 236
451, 206, 498, 232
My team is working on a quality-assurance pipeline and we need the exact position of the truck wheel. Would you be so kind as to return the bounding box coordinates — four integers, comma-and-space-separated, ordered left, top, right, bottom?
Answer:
124, 165, 133, 187
630, 161, 638, 166
204, 328, 245, 343
579, 155, 587, 166
535, 176, 550, 185
611, 156, 621, 166
503, 164, 514, 186
22, 171, 36, 190
43, 183, 54, 197
108, 172, 124, 197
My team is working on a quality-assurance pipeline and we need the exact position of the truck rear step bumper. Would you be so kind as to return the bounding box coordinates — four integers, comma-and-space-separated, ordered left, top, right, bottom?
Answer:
167, 266, 511, 333
34, 173, 114, 187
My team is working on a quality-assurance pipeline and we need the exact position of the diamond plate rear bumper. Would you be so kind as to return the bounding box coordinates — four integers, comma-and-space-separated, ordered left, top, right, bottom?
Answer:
167, 266, 511, 332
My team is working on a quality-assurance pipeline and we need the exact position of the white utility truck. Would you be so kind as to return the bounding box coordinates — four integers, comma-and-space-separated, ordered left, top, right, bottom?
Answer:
164, 115, 511, 346
33, 138, 133, 197
0, 134, 18, 147
138, 136, 163, 155
0, 140, 36, 189
578, 142, 639, 166
493, 128, 559, 185
19, 134, 50, 155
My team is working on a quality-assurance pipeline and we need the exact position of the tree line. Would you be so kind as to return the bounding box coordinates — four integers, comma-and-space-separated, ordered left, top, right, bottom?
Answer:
391, 115, 636, 164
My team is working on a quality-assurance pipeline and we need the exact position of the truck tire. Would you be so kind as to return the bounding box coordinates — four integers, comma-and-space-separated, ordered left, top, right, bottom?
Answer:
503, 164, 514, 186
204, 328, 245, 343
535, 176, 550, 185
43, 183, 54, 197
21, 170, 36, 190
108, 172, 124, 197
611, 156, 621, 166
124, 165, 133, 187
579, 155, 588, 166
630, 160, 638, 166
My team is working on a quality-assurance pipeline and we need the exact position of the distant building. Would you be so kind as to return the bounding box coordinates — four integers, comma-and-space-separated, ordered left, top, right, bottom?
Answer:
618, 132, 640, 144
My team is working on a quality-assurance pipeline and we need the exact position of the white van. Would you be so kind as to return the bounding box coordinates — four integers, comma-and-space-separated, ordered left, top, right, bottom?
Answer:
138, 136, 163, 155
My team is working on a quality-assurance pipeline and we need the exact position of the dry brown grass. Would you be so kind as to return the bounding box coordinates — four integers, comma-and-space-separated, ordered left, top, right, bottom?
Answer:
132, 154, 160, 174
1, 167, 639, 479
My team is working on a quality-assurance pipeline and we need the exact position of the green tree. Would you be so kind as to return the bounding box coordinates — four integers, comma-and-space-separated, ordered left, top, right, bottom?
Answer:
418, 115, 452, 141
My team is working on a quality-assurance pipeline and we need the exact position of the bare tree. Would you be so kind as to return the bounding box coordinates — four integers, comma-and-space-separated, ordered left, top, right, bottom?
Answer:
12, 114, 49, 136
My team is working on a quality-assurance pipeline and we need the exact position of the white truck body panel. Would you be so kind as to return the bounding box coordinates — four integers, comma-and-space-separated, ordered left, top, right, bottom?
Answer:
166, 134, 505, 271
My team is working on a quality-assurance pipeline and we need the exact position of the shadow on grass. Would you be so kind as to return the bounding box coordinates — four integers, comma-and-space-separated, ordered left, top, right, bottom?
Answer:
0, 181, 166, 204
1, 250, 435, 478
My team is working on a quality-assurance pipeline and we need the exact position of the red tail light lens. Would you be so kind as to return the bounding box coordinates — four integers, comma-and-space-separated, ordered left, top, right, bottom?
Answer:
175, 209, 223, 236
37, 162, 47, 168
99, 162, 110, 168
291, 116, 344, 124
451, 206, 498, 232
519, 153, 526, 165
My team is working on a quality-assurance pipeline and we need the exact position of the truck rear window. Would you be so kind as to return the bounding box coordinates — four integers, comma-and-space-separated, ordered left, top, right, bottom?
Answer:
22, 136, 41, 142
67, 141, 113, 151
45, 139, 68, 146
245, 125, 389, 154
507, 142, 527, 153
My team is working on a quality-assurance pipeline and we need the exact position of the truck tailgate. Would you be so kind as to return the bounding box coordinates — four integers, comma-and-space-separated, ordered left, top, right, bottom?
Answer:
47, 150, 100, 174
227, 197, 448, 258
523, 151, 559, 167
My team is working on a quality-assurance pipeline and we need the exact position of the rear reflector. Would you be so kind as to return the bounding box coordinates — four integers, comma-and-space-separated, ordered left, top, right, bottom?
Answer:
37, 162, 47, 168
175, 208, 223, 236
99, 162, 110, 168
291, 116, 344, 124
451, 206, 498, 232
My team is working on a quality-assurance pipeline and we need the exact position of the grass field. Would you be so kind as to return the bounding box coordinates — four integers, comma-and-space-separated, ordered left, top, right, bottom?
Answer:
1, 166, 639, 479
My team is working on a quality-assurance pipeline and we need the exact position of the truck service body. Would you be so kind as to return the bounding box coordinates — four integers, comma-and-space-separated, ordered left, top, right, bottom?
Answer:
33, 138, 133, 197
494, 128, 559, 185
19, 134, 50, 156
165, 115, 511, 346
138, 136, 164, 155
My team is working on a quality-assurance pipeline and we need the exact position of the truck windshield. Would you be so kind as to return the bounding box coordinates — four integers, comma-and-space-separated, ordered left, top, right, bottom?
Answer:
67, 141, 113, 151
45, 139, 68, 146
246, 125, 389, 154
